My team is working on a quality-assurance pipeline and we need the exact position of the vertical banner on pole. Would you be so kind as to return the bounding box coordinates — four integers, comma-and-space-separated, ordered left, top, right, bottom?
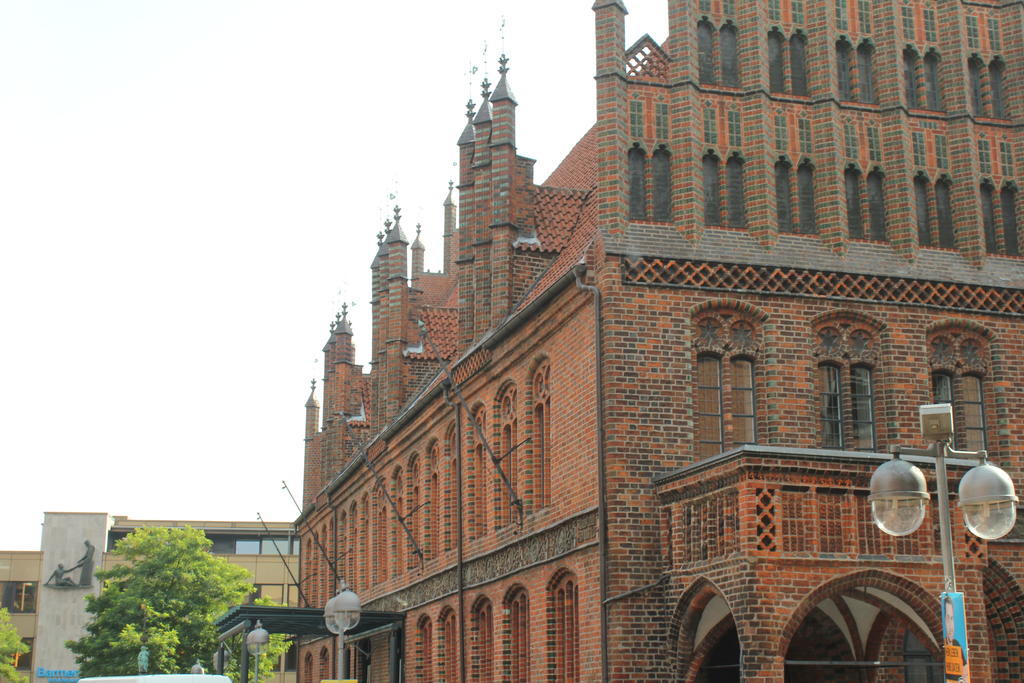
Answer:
941, 592, 970, 682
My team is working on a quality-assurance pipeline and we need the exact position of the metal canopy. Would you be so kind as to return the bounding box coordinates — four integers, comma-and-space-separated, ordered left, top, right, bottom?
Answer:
215, 604, 404, 639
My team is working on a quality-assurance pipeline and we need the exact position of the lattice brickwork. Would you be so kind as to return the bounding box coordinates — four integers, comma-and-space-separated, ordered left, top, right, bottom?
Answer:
623, 258, 1024, 316
755, 488, 778, 552
625, 38, 669, 82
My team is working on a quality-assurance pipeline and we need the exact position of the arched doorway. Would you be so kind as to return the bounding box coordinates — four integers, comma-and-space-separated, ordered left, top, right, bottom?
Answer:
782, 572, 942, 682
672, 579, 740, 682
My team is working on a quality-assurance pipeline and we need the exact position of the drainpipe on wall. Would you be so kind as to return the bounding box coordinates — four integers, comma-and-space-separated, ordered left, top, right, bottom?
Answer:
573, 263, 609, 682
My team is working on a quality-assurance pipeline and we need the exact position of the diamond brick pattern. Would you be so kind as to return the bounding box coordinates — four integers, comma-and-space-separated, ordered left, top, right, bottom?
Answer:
623, 257, 1024, 315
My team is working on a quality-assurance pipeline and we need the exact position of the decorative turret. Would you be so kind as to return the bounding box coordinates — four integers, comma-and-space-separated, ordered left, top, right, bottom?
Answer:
443, 181, 457, 275
384, 206, 410, 424
304, 378, 320, 439
411, 223, 425, 281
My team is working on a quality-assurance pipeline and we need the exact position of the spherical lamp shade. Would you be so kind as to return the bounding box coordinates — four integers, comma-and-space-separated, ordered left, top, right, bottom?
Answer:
869, 457, 929, 536
959, 462, 1019, 540
324, 581, 361, 634
246, 621, 270, 656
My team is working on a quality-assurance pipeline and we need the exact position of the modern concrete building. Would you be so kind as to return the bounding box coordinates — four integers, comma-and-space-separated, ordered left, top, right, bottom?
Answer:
1, 513, 299, 683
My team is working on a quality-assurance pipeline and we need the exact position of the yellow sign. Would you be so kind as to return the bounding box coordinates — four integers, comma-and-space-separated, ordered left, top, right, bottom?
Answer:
945, 644, 964, 676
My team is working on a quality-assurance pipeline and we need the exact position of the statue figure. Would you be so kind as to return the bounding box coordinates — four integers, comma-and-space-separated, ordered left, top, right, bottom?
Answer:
137, 645, 149, 674
71, 540, 96, 586
46, 563, 77, 587
190, 660, 205, 674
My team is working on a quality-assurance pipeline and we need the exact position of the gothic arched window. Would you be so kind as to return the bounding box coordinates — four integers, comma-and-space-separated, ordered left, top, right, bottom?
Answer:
814, 319, 881, 450
1001, 187, 1020, 255
968, 57, 985, 116
720, 24, 739, 86
936, 178, 955, 248
769, 30, 786, 93
836, 40, 854, 100
472, 598, 494, 683
549, 571, 580, 683
924, 52, 942, 110
439, 608, 458, 682
505, 587, 530, 681
790, 33, 809, 95
532, 360, 551, 511
914, 175, 932, 246
652, 147, 672, 221
628, 146, 647, 220
698, 21, 716, 84
416, 616, 433, 682
981, 182, 998, 253
703, 153, 722, 226
470, 406, 488, 539
857, 42, 876, 103
845, 168, 864, 239
726, 156, 746, 228
866, 170, 887, 241
496, 384, 518, 527
797, 162, 817, 234
930, 330, 990, 451
775, 159, 794, 232
990, 60, 1006, 119
903, 49, 921, 108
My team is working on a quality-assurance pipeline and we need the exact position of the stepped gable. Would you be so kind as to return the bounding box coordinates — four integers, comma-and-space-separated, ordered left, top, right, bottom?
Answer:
542, 124, 597, 190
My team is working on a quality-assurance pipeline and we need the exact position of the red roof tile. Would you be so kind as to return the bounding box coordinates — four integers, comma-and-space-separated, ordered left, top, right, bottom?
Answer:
408, 306, 458, 360
542, 124, 597, 190
530, 187, 589, 252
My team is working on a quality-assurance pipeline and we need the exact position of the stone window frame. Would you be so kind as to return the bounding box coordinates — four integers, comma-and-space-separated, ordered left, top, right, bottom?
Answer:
928, 325, 992, 452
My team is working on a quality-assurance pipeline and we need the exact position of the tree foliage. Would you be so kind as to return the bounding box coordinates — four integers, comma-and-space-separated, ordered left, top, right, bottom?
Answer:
68, 527, 253, 677
0, 608, 30, 683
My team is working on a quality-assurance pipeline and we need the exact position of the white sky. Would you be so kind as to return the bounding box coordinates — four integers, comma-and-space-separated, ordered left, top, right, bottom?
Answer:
0, 1, 667, 551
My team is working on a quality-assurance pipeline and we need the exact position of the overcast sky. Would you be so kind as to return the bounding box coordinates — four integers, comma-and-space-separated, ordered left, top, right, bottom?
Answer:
0, 1, 667, 551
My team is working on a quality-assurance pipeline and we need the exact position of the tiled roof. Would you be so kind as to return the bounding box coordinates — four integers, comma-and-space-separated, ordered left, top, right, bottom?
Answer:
408, 306, 458, 360
604, 224, 1024, 289
529, 187, 589, 252
542, 124, 597, 190
417, 272, 456, 307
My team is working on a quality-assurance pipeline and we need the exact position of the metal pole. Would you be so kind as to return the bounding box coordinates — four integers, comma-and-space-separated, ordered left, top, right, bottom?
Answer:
254, 653, 260, 683
240, 638, 249, 683
934, 440, 957, 593
339, 634, 347, 680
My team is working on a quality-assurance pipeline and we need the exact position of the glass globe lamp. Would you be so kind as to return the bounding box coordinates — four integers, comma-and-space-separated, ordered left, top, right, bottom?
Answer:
869, 456, 929, 536
324, 581, 361, 635
959, 461, 1019, 540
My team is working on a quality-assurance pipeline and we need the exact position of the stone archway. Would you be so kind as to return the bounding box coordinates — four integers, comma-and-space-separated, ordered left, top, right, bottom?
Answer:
780, 571, 942, 683
984, 560, 1024, 681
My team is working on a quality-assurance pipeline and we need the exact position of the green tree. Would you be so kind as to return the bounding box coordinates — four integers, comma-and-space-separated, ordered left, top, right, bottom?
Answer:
0, 607, 30, 683
68, 526, 253, 677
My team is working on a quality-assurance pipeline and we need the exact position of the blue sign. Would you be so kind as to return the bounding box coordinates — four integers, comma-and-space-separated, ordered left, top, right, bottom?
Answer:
36, 667, 80, 683
940, 592, 970, 682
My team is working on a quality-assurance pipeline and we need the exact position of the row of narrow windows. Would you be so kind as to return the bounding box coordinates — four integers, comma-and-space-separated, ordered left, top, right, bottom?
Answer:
628, 149, 1021, 255
698, 357, 989, 457
411, 574, 579, 683
696, 22, 1011, 118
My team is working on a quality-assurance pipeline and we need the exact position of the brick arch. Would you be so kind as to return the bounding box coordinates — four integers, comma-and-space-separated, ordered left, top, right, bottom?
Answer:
984, 560, 1024, 680
666, 576, 735, 680
690, 298, 770, 323
810, 308, 886, 334
926, 318, 996, 341
778, 569, 941, 658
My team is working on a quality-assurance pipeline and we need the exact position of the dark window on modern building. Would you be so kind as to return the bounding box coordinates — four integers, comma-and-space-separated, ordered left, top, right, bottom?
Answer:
720, 24, 739, 86
845, 168, 864, 238
797, 162, 816, 233
14, 638, 32, 671
867, 171, 887, 241
2, 582, 38, 613
1001, 187, 1020, 255
698, 21, 716, 84
914, 176, 932, 246
652, 148, 672, 221
235, 539, 260, 554
703, 154, 722, 226
726, 156, 746, 228
769, 31, 786, 93
935, 179, 955, 247
628, 147, 647, 220
790, 34, 808, 95
924, 52, 942, 110
775, 160, 794, 232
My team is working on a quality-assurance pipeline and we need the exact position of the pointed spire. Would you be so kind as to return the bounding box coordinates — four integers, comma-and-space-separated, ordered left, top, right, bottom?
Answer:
305, 379, 319, 408
411, 223, 424, 249
473, 79, 492, 124
458, 99, 476, 145
386, 205, 407, 243
334, 303, 353, 335
444, 180, 454, 206
371, 227, 387, 268
491, 54, 517, 104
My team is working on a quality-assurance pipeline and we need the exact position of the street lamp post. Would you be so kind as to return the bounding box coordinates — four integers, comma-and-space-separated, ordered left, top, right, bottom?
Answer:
324, 580, 361, 679
246, 620, 269, 683
869, 403, 1018, 676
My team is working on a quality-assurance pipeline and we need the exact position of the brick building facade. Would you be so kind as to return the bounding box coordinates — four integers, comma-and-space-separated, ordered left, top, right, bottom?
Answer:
295, 0, 1023, 680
